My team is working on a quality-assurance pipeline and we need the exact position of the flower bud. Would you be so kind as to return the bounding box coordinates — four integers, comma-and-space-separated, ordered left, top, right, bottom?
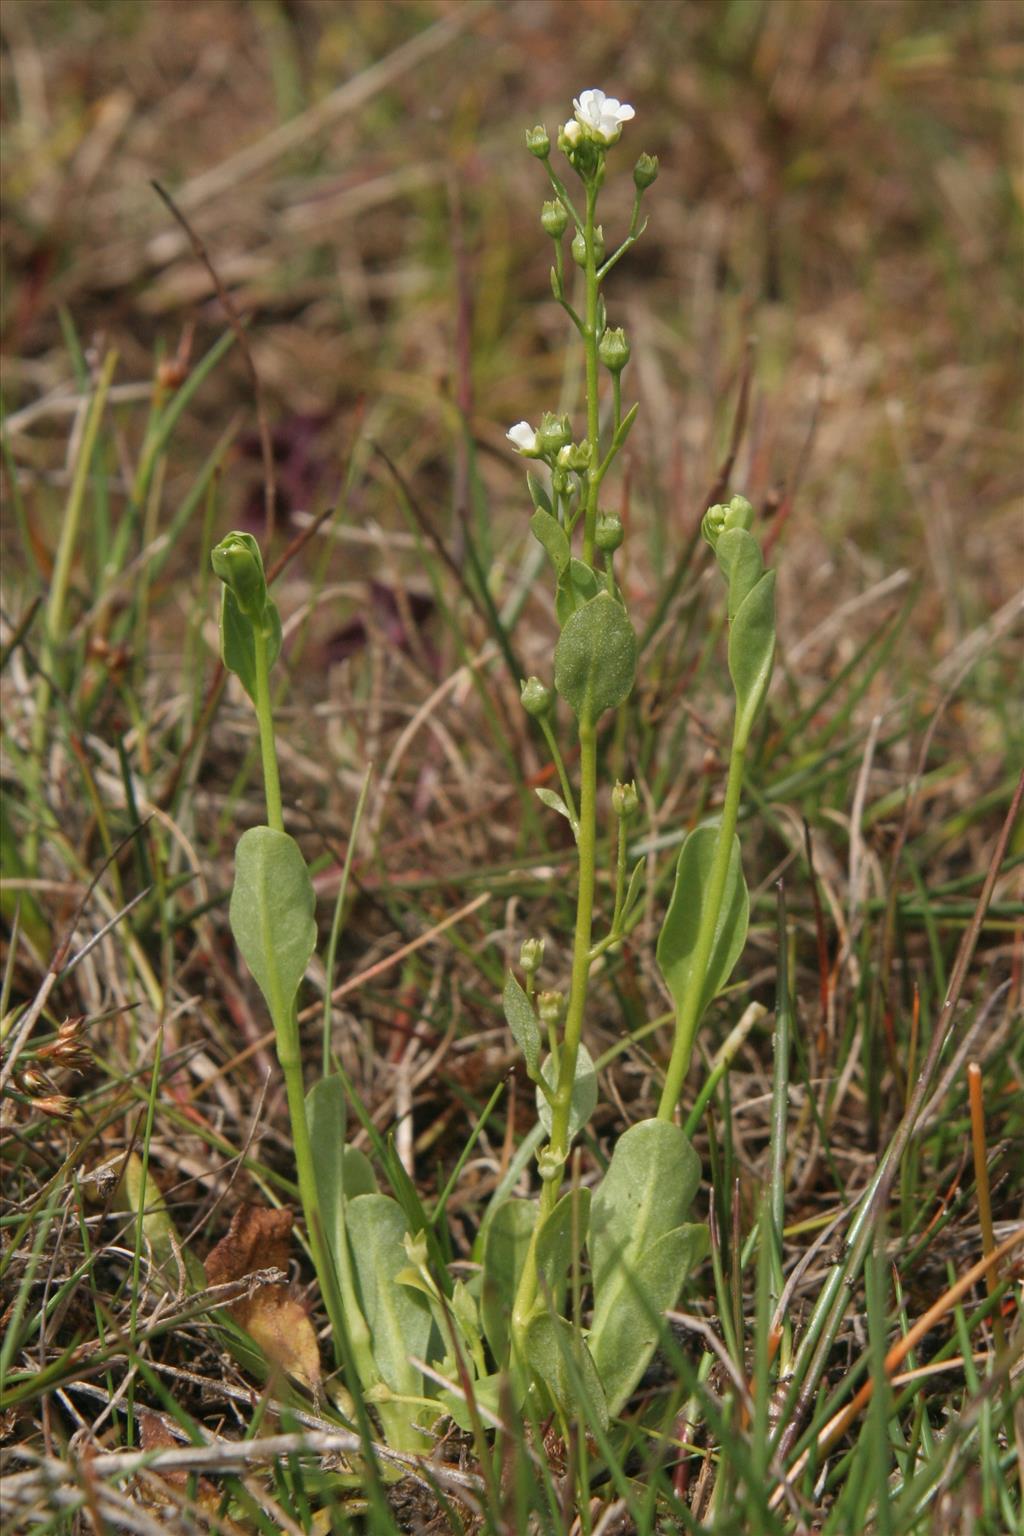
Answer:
570, 224, 605, 267
537, 1145, 564, 1182
633, 152, 659, 190
612, 779, 638, 818
536, 411, 572, 455
211, 531, 269, 618
701, 502, 728, 549
598, 326, 630, 373
537, 990, 564, 1027
526, 124, 550, 158
556, 441, 592, 472
595, 511, 623, 552
520, 676, 553, 718
724, 494, 755, 533
540, 199, 569, 239
520, 937, 545, 974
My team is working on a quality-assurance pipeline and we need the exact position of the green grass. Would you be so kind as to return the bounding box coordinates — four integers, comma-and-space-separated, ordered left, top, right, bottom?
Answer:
2, 2, 1022, 1532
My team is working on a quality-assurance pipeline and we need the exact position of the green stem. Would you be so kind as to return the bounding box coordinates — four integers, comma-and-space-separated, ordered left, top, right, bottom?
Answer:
539, 715, 579, 833
657, 725, 748, 1119
542, 719, 597, 1215
252, 618, 284, 834
582, 182, 601, 566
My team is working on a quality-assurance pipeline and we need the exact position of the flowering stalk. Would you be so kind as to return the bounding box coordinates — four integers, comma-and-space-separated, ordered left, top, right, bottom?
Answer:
507, 90, 651, 1367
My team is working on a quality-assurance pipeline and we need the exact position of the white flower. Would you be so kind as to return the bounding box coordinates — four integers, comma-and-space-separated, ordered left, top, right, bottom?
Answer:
573, 88, 635, 145
507, 420, 539, 455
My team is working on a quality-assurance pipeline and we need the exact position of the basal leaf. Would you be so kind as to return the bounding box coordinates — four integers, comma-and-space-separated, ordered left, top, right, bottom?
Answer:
589, 1118, 704, 1414
535, 1186, 591, 1315
590, 1220, 708, 1415
525, 1313, 609, 1431
345, 1193, 434, 1402
230, 827, 316, 1029
656, 822, 748, 1022
480, 1199, 537, 1364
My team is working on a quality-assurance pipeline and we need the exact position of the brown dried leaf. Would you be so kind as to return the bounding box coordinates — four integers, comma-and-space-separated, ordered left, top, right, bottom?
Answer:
138, 1411, 219, 1512
205, 1203, 320, 1392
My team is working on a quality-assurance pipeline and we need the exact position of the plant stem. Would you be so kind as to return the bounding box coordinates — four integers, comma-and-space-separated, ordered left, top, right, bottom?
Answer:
657, 726, 748, 1119
582, 181, 601, 566
543, 720, 597, 1218
252, 618, 284, 834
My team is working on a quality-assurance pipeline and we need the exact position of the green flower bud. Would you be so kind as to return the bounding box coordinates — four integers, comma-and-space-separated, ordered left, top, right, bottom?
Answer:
596, 511, 624, 552
540, 199, 569, 238
520, 676, 553, 718
701, 502, 729, 550
633, 152, 659, 190
537, 1145, 563, 1182
570, 224, 605, 267
537, 990, 564, 1027
536, 411, 572, 455
556, 441, 592, 472
520, 937, 545, 974
211, 531, 268, 618
526, 124, 550, 158
724, 494, 755, 532
598, 326, 631, 373
612, 779, 638, 818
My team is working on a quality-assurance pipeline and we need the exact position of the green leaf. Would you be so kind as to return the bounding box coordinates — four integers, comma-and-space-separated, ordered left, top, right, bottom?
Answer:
623, 856, 645, 918
535, 786, 574, 828
306, 1075, 379, 1267
527, 473, 553, 515
588, 1118, 706, 1414
553, 593, 637, 725
481, 1199, 537, 1363
530, 508, 571, 576
220, 586, 282, 704
503, 972, 542, 1079
715, 526, 764, 620
525, 1314, 609, 1431
536, 1042, 597, 1143
656, 822, 749, 1021
729, 569, 776, 740
440, 1370, 504, 1433
345, 1194, 434, 1401
230, 827, 316, 1028
611, 400, 639, 452
555, 558, 600, 626
535, 1187, 591, 1315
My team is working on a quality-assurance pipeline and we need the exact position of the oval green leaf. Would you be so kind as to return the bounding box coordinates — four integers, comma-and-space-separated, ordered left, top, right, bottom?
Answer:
230, 827, 316, 1028
554, 593, 637, 725
656, 822, 749, 1022
536, 1042, 597, 1144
